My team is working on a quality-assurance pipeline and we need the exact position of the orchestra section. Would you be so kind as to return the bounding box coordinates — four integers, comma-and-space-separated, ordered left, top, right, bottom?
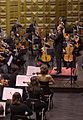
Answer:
0, 0, 83, 86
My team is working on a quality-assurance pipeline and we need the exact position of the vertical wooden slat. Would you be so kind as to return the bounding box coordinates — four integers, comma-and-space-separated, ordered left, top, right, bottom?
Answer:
24, 0, 27, 27
6, 0, 10, 35
18, 0, 21, 21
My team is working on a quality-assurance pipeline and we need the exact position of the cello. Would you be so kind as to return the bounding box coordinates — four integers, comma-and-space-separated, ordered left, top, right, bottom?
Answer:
41, 40, 51, 63
64, 34, 74, 62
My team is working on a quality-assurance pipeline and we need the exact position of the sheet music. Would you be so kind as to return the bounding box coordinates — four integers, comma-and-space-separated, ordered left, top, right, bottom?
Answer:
16, 75, 32, 86
26, 66, 40, 75
7, 55, 13, 66
2, 87, 23, 100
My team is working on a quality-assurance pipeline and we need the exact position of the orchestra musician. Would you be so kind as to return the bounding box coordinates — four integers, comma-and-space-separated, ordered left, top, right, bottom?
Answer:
29, 20, 38, 33
73, 34, 81, 56
73, 20, 82, 37
0, 74, 9, 86
49, 26, 64, 74
0, 26, 5, 38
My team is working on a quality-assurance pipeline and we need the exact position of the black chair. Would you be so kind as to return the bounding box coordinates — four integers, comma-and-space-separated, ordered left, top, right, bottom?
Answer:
40, 85, 54, 111
25, 98, 46, 120
44, 94, 53, 111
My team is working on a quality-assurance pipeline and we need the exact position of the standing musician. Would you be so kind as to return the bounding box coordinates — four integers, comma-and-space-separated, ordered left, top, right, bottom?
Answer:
11, 19, 22, 37
49, 26, 64, 74
27, 20, 41, 55
29, 20, 38, 33
0, 26, 5, 38
73, 20, 82, 38
73, 34, 81, 56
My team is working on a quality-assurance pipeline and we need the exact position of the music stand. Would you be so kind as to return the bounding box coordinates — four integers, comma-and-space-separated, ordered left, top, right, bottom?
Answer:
64, 62, 79, 87
2, 87, 23, 100
16, 75, 32, 87
26, 66, 40, 75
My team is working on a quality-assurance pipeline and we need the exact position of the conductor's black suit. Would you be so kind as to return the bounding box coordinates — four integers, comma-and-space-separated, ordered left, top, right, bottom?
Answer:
50, 29, 63, 73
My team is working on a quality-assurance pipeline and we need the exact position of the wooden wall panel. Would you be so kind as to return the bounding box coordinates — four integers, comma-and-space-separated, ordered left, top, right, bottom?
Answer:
0, 0, 82, 35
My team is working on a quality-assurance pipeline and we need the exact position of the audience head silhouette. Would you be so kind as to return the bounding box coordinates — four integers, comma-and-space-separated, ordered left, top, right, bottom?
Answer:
12, 92, 22, 104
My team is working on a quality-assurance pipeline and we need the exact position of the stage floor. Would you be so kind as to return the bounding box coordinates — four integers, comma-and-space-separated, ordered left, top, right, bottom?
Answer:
49, 51, 83, 88
23, 50, 83, 88
49, 67, 76, 76
2, 50, 82, 89
49, 67, 79, 88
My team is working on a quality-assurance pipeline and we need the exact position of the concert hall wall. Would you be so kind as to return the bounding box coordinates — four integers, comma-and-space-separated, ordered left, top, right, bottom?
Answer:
0, 0, 83, 35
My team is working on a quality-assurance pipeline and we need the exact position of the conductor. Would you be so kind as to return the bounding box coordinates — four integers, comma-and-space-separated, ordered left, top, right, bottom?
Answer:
49, 26, 64, 74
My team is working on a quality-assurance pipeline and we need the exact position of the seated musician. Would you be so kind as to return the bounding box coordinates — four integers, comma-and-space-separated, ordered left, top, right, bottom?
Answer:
10, 92, 33, 120
5, 31, 16, 50
36, 37, 51, 67
26, 76, 47, 120
37, 64, 55, 94
0, 74, 9, 86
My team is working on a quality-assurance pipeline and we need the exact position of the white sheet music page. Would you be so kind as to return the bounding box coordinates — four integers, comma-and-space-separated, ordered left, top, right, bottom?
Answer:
2, 87, 23, 100
26, 66, 40, 75
7, 55, 13, 66
16, 75, 32, 86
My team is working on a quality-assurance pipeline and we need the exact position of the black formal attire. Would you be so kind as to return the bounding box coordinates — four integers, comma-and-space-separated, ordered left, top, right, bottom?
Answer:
26, 86, 47, 120
50, 31, 64, 73
10, 102, 32, 120
29, 23, 35, 33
